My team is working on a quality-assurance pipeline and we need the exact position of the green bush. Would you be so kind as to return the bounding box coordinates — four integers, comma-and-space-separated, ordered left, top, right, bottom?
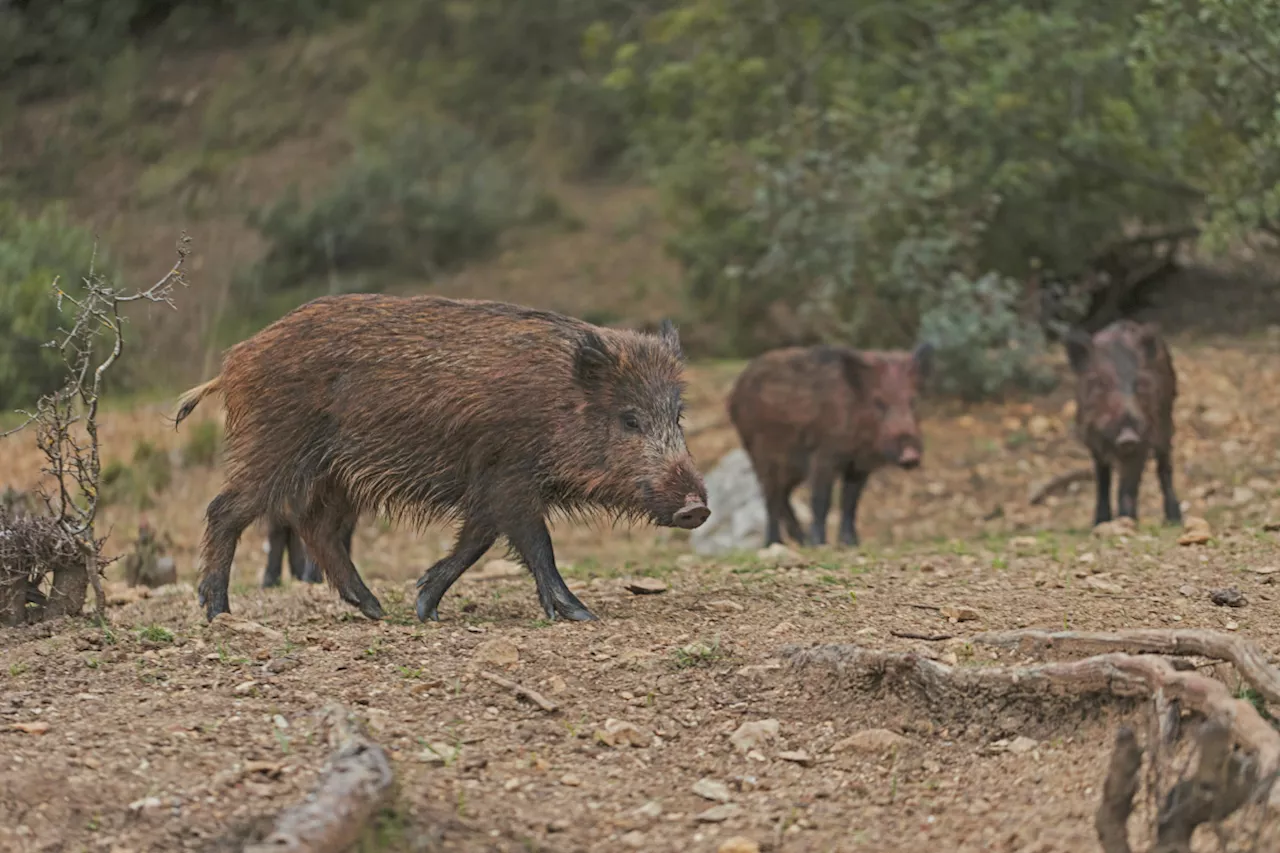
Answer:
0, 204, 112, 410
100, 440, 173, 509
181, 420, 222, 468
241, 120, 559, 295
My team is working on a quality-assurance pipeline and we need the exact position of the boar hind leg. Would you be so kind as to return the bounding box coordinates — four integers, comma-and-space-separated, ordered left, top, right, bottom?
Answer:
506, 516, 597, 622
1116, 454, 1146, 522
298, 520, 349, 585
297, 495, 383, 620
198, 489, 260, 621
837, 468, 869, 547
1091, 453, 1113, 525
262, 521, 290, 588
286, 525, 311, 582
808, 462, 836, 546
1156, 450, 1182, 524
415, 516, 498, 622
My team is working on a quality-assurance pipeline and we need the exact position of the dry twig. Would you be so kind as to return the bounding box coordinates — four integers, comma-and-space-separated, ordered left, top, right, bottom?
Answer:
1029, 467, 1094, 505
479, 670, 559, 712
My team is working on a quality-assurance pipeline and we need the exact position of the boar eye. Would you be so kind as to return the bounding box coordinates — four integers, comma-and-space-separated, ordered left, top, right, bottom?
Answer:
620, 411, 643, 433
874, 399, 889, 416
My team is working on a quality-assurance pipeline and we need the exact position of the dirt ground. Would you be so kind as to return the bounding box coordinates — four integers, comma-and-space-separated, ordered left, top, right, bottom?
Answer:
4, 332, 1280, 852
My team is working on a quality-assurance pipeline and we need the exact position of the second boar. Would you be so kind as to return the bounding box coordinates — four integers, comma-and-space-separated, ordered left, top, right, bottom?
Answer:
728, 343, 933, 548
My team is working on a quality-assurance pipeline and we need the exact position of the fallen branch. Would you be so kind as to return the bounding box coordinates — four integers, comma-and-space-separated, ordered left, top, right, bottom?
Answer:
970, 629, 1280, 706
1029, 468, 1093, 505
890, 630, 954, 641
243, 705, 394, 853
782, 644, 1280, 782
479, 670, 558, 713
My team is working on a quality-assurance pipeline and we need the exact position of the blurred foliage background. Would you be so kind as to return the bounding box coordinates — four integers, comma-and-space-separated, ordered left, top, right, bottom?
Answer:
0, 0, 1278, 405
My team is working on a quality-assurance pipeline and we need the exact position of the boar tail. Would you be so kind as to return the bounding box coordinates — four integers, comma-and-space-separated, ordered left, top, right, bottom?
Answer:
173, 376, 223, 428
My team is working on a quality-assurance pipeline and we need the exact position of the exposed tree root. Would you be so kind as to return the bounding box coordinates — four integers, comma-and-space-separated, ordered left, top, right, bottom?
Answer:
970, 629, 1280, 706
243, 705, 394, 853
782, 644, 1280, 781
1097, 720, 1263, 853
1029, 467, 1094, 505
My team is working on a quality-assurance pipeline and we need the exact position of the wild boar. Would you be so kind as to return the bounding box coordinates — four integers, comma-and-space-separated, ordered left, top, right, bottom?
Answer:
174, 294, 709, 623
728, 343, 933, 548
1066, 320, 1181, 525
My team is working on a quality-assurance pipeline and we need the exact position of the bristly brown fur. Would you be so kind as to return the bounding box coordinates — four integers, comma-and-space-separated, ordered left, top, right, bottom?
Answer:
181, 294, 707, 622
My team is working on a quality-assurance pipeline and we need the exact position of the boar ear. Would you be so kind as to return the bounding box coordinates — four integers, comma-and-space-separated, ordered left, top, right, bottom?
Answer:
574, 330, 616, 389
1065, 327, 1093, 374
911, 341, 935, 382
838, 350, 872, 393
657, 318, 684, 361
1138, 323, 1162, 361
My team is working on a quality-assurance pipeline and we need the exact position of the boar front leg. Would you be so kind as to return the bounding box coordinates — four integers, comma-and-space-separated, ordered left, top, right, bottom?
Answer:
837, 468, 868, 547
505, 516, 597, 622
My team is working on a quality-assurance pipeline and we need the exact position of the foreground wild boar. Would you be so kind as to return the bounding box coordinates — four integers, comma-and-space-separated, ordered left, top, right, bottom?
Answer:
174, 294, 709, 623
728, 343, 933, 548
1067, 319, 1181, 525
261, 518, 353, 587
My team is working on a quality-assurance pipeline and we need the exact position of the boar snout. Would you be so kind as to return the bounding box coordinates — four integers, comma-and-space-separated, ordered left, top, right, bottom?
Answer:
897, 445, 922, 470
672, 494, 711, 529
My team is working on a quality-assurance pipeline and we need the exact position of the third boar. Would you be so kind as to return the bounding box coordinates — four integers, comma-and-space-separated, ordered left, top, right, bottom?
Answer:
261, 518, 353, 588
174, 294, 709, 624
728, 343, 933, 548
1067, 319, 1181, 526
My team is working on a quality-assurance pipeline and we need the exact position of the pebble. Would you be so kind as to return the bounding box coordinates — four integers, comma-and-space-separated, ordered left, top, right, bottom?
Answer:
756, 543, 806, 568
696, 803, 743, 823
729, 719, 780, 753
1007, 736, 1038, 755
693, 778, 732, 803
777, 750, 812, 766
832, 729, 909, 754
718, 838, 762, 853
620, 830, 647, 848
625, 578, 669, 595
472, 638, 520, 668
707, 599, 745, 612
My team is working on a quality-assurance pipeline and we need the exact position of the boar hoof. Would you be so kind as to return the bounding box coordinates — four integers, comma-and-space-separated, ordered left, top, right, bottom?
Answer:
198, 584, 230, 623
357, 597, 384, 621
548, 590, 597, 622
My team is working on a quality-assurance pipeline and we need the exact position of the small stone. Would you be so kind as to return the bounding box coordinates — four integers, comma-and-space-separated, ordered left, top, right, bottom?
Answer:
1233, 487, 1257, 506
729, 719, 780, 753
1227, 621, 1240, 631
1178, 517, 1213, 546
777, 750, 812, 766
419, 743, 458, 765
621, 830, 647, 849
233, 681, 257, 695
767, 621, 797, 636
472, 638, 520, 668
210, 614, 285, 643
1009, 536, 1039, 551
1247, 565, 1280, 575
1027, 415, 1053, 438
547, 818, 570, 833
625, 578, 669, 595
832, 729, 910, 754
128, 796, 164, 816
707, 599, 745, 612
1007, 736, 1038, 755
696, 803, 743, 823
471, 558, 525, 581
1085, 576, 1122, 594
756, 543, 806, 568
633, 801, 663, 820
560, 774, 581, 787
1179, 585, 1195, 597
603, 719, 653, 748
9, 721, 50, 735
272, 715, 288, 730
1201, 409, 1234, 428
693, 778, 732, 803
262, 655, 300, 674
1210, 588, 1248, 607
718, 838, 762, 853
940, 604, 980, 623
1092, 518, 1135, 538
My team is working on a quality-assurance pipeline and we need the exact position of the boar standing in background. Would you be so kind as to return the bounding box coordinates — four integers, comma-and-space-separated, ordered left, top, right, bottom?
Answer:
261, 518, 354, 588
1067, 319, 1181, 526
174, 294, 709, 624
728, 343, 933, 548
